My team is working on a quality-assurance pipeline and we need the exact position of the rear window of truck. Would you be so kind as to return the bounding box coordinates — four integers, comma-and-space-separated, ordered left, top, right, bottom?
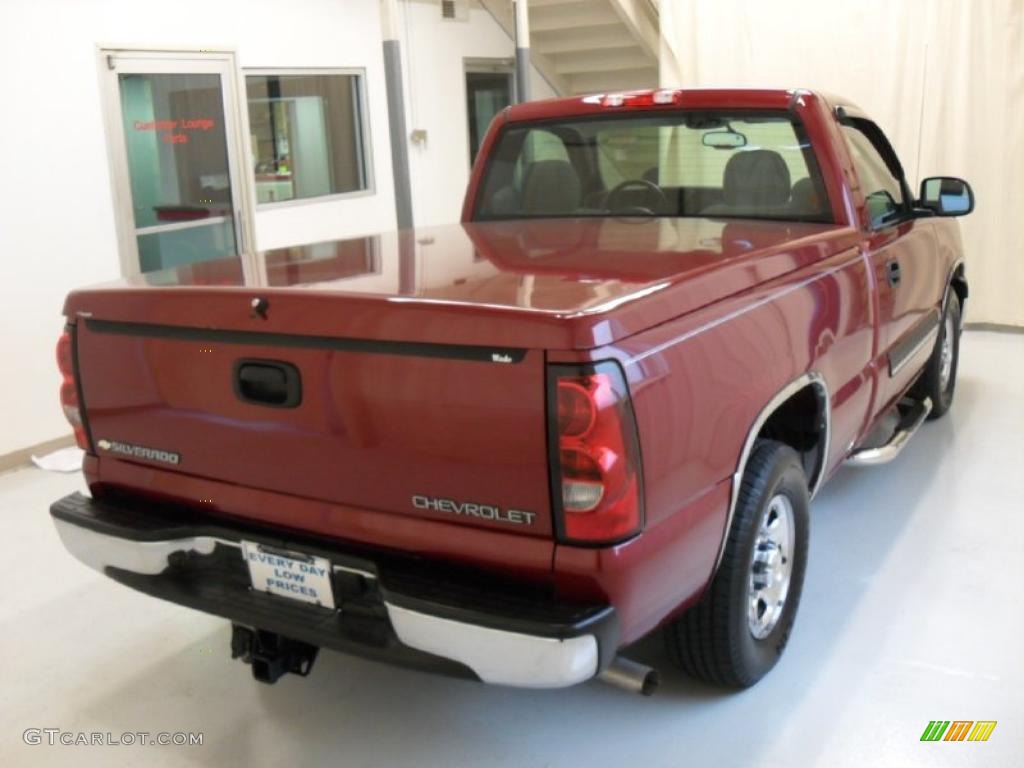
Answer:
474, 110, 833, 224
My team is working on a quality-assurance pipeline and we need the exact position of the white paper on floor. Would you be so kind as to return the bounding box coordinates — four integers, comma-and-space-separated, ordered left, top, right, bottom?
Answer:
31, 446, 84, 473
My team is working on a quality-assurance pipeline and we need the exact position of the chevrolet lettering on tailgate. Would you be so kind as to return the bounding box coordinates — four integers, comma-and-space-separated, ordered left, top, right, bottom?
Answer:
412, 495, 537, 526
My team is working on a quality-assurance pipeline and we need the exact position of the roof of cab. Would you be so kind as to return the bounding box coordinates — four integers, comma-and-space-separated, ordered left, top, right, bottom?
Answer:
502, 88, 831, 124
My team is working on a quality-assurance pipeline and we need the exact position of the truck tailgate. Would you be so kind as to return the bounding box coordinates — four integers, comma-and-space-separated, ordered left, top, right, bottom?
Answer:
75, 315, 554, 538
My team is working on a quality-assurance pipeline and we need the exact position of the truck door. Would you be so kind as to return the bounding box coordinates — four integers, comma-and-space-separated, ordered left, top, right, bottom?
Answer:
840, 118, 943, 413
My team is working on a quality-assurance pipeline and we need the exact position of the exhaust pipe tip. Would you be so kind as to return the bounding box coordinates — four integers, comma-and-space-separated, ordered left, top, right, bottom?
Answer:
637, 668, 659, 696
598, 656, 659, 696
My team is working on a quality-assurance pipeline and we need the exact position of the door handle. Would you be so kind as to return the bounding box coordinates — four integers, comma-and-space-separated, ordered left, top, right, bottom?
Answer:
233, 359, 302, 408
886, 259, 902, 287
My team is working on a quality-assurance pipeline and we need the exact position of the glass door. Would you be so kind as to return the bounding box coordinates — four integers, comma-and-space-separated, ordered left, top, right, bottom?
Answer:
102, 51, 253, 275
465, 59, 513, 165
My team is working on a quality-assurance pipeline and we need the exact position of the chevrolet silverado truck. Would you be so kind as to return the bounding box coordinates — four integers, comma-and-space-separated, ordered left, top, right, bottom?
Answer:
51, 88, 974, 694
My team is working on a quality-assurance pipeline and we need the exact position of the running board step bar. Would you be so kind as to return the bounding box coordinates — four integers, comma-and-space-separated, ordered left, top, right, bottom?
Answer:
847, 397, 932, 466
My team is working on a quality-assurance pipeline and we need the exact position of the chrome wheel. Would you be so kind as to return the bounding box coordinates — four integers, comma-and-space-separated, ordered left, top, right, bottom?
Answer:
939, 313, 955, 392
748, 494, 795, 640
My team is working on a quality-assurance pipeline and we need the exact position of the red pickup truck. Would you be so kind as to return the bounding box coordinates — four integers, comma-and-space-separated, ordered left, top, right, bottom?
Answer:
52, 88, 973, 694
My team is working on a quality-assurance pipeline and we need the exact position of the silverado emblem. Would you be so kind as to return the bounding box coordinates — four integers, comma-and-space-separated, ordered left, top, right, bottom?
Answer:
96, 438, 181, 465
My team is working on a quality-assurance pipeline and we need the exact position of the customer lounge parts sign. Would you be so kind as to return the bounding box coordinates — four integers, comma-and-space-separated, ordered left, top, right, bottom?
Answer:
133, 117, 216, 144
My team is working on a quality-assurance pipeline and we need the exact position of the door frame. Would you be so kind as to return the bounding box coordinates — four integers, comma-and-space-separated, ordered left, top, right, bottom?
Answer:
463, 57, 514, 168
96, 45, 257, 279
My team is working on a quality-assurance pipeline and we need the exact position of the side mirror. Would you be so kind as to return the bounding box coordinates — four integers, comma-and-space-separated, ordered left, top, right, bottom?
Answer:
919, 176, 974, 216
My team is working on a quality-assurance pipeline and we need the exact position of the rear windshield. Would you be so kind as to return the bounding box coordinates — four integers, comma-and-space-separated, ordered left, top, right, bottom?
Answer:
474, 110, 833, 223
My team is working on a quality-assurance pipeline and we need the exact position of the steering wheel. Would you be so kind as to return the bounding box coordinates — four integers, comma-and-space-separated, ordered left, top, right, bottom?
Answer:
605, 179, 669, 215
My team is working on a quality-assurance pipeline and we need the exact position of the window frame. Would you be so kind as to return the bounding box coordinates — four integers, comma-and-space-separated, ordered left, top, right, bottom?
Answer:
839, 117, 915, 231
242, 67, 375, 210
470, 108, 835, 224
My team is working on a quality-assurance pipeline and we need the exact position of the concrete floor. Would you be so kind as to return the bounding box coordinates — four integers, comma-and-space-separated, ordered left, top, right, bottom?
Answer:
3, 330, 1022, 767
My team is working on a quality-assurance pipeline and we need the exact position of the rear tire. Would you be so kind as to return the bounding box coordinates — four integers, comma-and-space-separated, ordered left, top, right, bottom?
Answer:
664, 439, 810, 687
911, 291, 961, 420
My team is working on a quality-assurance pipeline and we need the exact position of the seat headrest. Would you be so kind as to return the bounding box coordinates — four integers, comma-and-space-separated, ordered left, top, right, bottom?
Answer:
723, 150, 791, 208
522, 160, 582, 215
789, 176, 821, 215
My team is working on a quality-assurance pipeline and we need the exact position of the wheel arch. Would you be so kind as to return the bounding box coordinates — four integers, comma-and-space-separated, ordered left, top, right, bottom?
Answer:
949, 260, 968, 325
710, 373, 830, 575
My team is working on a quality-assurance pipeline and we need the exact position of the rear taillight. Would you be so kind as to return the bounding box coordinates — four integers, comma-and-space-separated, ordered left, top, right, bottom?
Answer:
56, 327, 91, 451
548, 362, 643, 544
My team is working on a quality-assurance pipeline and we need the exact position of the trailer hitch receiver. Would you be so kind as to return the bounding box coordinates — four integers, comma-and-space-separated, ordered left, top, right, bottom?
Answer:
231, 625, 319, 684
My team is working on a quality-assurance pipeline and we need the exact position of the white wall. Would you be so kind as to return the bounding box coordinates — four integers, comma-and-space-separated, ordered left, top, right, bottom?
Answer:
0, 0, 399, 457
400, 0, 557, 227
660, 0, 1024, 327
0, 0, 560, 457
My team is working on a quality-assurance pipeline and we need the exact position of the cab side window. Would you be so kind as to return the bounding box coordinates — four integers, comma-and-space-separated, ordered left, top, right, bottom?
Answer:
842, 125, 905, 229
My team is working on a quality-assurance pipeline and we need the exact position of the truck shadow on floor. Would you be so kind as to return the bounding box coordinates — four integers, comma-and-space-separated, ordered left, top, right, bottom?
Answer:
64, 401, 965, 766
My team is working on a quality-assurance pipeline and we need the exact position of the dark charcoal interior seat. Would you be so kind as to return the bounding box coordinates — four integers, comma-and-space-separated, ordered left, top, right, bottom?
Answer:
788, 176, 821, 216
703, 149, 792, 217
521, 160, 582, 215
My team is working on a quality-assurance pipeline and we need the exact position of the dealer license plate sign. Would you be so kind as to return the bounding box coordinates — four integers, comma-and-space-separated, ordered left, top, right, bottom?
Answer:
242, 542, 336, 609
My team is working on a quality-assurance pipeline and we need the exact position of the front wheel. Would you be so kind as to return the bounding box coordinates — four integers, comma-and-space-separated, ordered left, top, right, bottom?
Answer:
911, 291, 961, 420
664, 439, 810, 687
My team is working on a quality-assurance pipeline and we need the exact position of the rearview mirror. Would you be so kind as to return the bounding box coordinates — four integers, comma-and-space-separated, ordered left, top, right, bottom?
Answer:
919, 176, 974, 216
702, 130, 747, 150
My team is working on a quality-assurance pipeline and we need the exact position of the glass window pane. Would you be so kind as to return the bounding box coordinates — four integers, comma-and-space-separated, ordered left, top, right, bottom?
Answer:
841, 125, 904, 227
466, 71, 511, 164
476, 111, 832, 223
246, 73, 367, 204
117, 72, 238, 272
119, 73, 234, 227
137, 219, 236, 273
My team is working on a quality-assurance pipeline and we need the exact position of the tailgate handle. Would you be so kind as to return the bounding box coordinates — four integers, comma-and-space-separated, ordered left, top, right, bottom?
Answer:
233, 360, 302, 408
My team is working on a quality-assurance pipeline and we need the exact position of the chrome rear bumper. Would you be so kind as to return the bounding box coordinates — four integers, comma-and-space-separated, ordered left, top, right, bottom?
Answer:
51, 493, 613, 689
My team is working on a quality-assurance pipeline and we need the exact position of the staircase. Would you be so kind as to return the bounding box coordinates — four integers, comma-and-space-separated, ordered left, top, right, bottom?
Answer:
479, 0, 659, 95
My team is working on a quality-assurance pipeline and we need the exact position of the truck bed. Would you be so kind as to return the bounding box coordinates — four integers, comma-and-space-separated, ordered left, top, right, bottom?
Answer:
66, 217, 851, 557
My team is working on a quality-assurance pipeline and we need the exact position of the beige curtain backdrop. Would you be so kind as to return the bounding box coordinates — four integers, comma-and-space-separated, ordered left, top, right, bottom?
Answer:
660, 0, 1024, 327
